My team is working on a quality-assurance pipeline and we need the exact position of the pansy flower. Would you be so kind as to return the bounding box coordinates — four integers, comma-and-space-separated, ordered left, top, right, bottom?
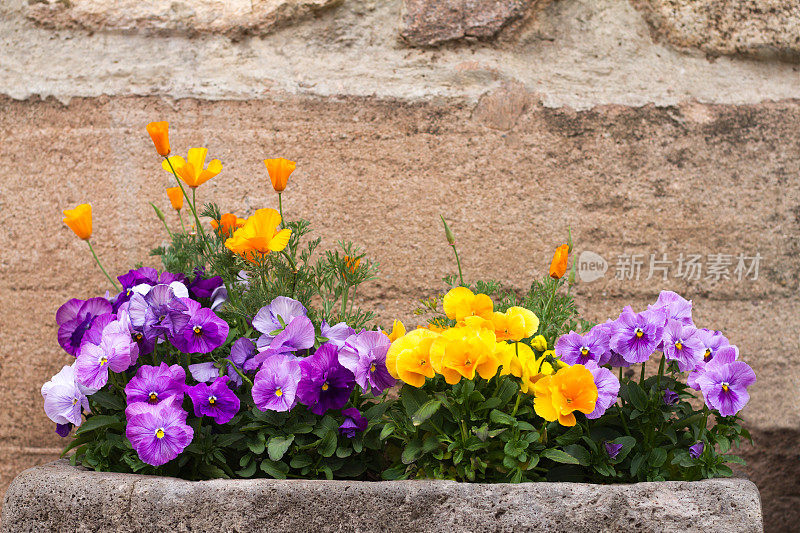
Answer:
227, 337, 257, 384
188, 268, 224, 300
661, 320, 704, 372
125, 401, 193, 467
339, 408, 368, 438
556, 329, 609, 366
610, 306, 666, 364
338, 330, 396, 395
252, 353, 301, 412
584, 361, 620, 419
125, 363, 186, 406
252, 296, 308, 348
127, 284, 189, 342
41, 365, 90, 430
171, 299, 229, 354
297, 343, 355, 415
694, 347, 756, 417
689, 441, 705, 459
321, 320, 356, 349
186, 376, 240, 424
74, 324, 136, 390
696, 328, 729, 364
662, 388, 679, 405
56, 297, 113, 356
605, 441, 623, 460
648, 290, 693, 326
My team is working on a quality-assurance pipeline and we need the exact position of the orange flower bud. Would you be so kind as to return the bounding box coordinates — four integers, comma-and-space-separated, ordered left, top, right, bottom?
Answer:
344, 255, 361, 274
264, 157, 296, 192
146, 121, 171, 156
166, 187, 183, 211
549, 244, 569, 279
211, 213, 246, 235
63, 203, 93, 240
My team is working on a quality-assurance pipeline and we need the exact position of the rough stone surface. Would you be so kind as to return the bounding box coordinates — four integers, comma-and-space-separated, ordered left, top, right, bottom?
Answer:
399, 0, 539, 47
25, 0, 342, 37
1, 460, 764, 532
3, 0, 800, 108
632, 0, 800, 61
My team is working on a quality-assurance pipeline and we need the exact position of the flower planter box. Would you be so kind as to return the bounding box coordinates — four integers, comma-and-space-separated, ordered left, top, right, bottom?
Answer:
2, 460, 762, 532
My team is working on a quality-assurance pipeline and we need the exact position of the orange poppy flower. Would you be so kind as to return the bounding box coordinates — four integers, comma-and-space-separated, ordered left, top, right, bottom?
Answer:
549, 244, 569, 279
146, 121, 170, 156
224, 208, 291, 262
62, 204, 92, 240
211, 213, 247, 235
166, 187, 183, 211
162, 148, 222, 188
264, 158, 296, 192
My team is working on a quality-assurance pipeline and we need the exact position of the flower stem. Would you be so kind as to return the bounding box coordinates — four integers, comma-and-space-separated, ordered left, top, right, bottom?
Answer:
86, 240, 120, 292
639, 362, 646, 385
278, 192, 283, 225
164, 156, 210, 257
178, 210, 187, 234
451, 244, 465, 286
656, 354, 665, 391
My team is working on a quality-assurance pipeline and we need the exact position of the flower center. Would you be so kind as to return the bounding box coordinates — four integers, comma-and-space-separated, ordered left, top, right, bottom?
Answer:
159, 314, 166, 322
580, 347, 589, 356
148, 391, 159, 403
370, 363, 376, 373
635, 328, 644, 338
72, 397, 79, 405
193, 325, 203, 335
419, 360, 427, 366
721, 382, 730, 392
675, 341, 683, 350
704, 348, 712, 361
134, 332, 143, 341
275, 388, 283, 397
208, 395, 217, 405
321, 382, 329, 391
155, 428, 165, 439
99, 356, 108, 367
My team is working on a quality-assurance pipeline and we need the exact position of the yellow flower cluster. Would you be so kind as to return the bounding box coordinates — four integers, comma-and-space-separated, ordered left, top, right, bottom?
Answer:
386, 287, 555, 391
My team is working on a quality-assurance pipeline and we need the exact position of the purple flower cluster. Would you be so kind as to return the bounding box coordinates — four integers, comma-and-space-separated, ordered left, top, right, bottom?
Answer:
554, 290, 756, 418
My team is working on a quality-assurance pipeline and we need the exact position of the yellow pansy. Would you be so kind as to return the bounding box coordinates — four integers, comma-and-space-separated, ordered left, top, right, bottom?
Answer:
442, 287, 493, 323
385, 320, 406, 342
531, 334, 547, 351
491, 307, 540, 342
386, 328, 439, 387
532, 364, 597, 427
429, 326, 500, 384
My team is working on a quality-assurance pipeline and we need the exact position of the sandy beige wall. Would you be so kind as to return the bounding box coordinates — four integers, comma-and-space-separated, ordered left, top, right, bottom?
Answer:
1, 95, 799, 529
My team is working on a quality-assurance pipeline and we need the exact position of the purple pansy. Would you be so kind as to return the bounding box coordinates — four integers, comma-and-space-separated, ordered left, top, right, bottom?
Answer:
605, 441, 623, 460
227, 337, 257, 385
297, 343, 355, 415
610, 306, 666, 364
338, 330, 396, 395
555, 329, 609, 366
41, 364, 90, 429
689, 441, 705, 459
188, 268, 224, 299
185, 376, 240, 424
584, 362, 620, 419
588, 321, 616, 366
248, 316, 315, 371
188, 362, 219, 383
252, 353, 302, 412
125, 401, 193, 467
662, 388, 679, 405
252, 296, 307, 348
55, 423, 73, 437
321, 320, 356, 349
127, 284, 189, 342
125, 363, 186, 406
696, 328, 730, 364
661, 320, 704, 372
648, 290, 693, 326
687, 344, 740, 390
339, 407, 368, 438
56, 297, 113, 356
694, 347, 756, 417
171, 298, 230, 354
74, 323, 136, 390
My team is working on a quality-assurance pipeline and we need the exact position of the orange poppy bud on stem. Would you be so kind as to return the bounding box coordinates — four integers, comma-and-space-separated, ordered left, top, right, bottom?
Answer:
549, 244, 569, 280
62, 203, 120, 291
146, 121, 171, 156
166, 187, 183, 211
440, 215, 464, 285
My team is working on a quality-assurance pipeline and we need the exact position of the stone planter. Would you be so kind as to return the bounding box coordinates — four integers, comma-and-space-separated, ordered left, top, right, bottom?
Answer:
2, 460, 762, 532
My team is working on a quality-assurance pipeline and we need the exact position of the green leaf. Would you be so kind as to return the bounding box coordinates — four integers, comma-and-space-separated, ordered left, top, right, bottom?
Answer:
75, 415, 124, 436
379, 424, 395, 440
627, 383, 648, 412
490, 409, 516, 426
475, 397, 502, 412
542, 448, 580, 465
89, 390, 125, 411
555, 425, 582, 447
260, 459, 289, 479
650, 447, 667, 468
723, 455, 746, 466
412, 400, 442, 427
715, 464, 733, 477
382, 464, 408, 480
236, 461, 257, 477
563, 444, 591, 466
318, 430, 337, 458
630, 454, 645, 476
290, 455, 314, 469
401, 441, 422, 464
215, 433, 244, 448
400, 386, 429, 418
267, 435, 295, 462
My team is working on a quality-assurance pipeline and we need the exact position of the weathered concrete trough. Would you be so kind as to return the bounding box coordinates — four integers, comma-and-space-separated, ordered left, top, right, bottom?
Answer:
1, 460, 762, 532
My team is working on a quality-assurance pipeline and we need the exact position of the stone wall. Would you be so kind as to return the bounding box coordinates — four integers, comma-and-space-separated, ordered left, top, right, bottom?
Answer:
1, 0, 799, 530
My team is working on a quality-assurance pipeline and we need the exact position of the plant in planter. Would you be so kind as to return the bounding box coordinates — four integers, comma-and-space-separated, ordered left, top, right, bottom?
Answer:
43, 122, 393, 480
378, 221, 755, 483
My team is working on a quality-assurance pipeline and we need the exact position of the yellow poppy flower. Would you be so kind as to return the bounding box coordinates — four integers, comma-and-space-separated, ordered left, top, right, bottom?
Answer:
386, 328, 439, 387
429, 326, 500, 384
533, 364, 597, 427
264, 157, 296, 192
162, 147, 222, 188
146, 121, 170, 156
442, 287, 493, 323
224, 208, 291, 262
62, 203, 92, 240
